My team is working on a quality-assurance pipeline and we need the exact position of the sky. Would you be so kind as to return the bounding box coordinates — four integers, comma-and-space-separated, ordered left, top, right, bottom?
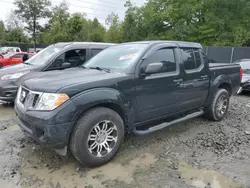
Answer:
0, 0, 145, 25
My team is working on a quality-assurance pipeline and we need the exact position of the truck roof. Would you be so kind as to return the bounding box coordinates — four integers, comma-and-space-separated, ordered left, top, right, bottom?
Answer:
121, 40, 202, 48
55, 42, 115, 49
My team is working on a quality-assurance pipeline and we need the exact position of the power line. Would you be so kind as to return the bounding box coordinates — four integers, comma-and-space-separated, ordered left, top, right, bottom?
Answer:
52, 0, 124, 14
76, 0, 124, 9
1, 0, 124, 22
2, 0, 125, 15
96, 0, 126, 6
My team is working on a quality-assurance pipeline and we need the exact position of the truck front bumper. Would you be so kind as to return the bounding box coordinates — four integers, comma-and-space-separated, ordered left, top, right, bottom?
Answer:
15, 100, 77, 149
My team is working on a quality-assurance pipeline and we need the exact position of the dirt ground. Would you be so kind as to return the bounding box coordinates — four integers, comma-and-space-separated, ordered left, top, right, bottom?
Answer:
0, 94, 250, 188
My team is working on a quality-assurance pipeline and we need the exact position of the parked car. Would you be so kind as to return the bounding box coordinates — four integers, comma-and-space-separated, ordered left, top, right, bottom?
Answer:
15, 41, 241, 167
233, 59, 250, 94
0, 47, 22, 57
0, 52, 33, 68
0, 42, 114, 102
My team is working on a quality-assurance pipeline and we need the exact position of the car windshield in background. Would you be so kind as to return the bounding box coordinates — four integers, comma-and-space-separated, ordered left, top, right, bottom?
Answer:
239, 61, 250, 70
3, 53, 14, 58
24, 45, 64, 65
0, 47, 8, 53
84, 44, 148, 69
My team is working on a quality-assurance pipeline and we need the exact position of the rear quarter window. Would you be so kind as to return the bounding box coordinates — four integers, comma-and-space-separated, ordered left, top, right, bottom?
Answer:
181, 48, 203, 71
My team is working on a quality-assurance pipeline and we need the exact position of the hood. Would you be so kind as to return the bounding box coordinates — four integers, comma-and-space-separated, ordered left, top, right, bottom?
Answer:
0, 63, 33, 77
22, 67, 127, 93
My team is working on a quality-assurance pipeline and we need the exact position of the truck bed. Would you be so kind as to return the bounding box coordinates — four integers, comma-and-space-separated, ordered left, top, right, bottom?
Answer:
209, 63, 241, 95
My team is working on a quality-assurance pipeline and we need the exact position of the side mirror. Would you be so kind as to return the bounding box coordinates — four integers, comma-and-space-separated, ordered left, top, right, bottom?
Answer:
145, 62, 163, 75
61, 62, 71, 69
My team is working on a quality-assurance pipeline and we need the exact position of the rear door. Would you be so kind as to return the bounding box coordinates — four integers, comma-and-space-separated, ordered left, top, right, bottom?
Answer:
134, 45, 183, 122
180, 48, 210, 109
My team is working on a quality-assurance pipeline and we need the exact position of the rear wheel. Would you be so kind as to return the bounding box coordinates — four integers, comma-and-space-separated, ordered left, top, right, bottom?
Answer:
70, 107, 124, 167
204, 89, 230, 121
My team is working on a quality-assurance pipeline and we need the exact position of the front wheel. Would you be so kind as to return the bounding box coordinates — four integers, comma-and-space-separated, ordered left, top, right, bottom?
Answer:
70, 107, 124, 167
204, 89, 230, 121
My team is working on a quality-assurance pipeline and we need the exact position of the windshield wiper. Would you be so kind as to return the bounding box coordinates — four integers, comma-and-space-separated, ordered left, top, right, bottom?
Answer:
23, 62, 32, 65
80, 65, 87, 69
88, 66, 110, 73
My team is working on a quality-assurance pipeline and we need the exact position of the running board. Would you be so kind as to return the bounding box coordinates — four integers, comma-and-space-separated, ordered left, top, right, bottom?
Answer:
132, 110, 204, 135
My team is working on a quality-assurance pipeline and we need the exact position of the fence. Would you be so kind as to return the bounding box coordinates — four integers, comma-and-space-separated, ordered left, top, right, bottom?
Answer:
204, 47, 250, 63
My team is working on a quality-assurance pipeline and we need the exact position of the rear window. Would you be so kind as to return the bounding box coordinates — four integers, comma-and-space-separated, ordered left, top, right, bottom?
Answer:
12, 54, 24, 58
181, 48, 203, 71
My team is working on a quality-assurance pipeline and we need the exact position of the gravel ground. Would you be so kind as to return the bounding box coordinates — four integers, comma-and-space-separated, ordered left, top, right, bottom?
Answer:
0, 94, 250, 188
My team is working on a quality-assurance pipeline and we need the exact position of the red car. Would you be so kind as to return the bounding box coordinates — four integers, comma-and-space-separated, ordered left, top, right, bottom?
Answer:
0, 52, 33, 68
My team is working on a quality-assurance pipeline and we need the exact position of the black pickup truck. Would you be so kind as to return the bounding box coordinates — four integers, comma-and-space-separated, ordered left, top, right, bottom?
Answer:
0, 42, 113, 102
15, 41, 241, 167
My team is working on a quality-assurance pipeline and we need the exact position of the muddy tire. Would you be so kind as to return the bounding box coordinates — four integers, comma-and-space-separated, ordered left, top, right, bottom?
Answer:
70, 107, 124, 167
204, 89, 230, 121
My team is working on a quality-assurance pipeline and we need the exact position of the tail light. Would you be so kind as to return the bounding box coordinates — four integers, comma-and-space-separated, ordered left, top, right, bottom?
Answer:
240, 68, 243, 81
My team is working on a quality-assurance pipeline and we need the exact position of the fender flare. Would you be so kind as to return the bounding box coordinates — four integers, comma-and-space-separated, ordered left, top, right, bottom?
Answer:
71, 88, 134, 129
205, 74, 232, 106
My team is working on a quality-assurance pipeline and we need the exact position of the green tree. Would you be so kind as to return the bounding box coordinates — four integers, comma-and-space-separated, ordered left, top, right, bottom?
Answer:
65, 13, 89, 41
0, 21, 5, 41
5, 10, 29, 43
88, 18, 106, 42
14, 0, 51, 48
40, 1, 70, 43
105, 13, 123, 43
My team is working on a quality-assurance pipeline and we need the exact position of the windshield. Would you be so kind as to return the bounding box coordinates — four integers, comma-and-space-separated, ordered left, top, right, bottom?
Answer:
240, 61, 250, 70
85, 44, 148, 69
24, 45, 64, 65
2, 53, 14, 58
0, 47, 8, 53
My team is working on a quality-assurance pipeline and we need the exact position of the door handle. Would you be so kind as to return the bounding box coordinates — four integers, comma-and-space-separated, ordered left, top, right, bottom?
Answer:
201, 75, 208, 79
173, 79, 183, 83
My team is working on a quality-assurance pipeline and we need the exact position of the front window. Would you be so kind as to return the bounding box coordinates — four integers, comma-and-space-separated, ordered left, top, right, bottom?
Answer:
85, 44, 148, 69
48, 49, 86, 69
24, 44, 65, 66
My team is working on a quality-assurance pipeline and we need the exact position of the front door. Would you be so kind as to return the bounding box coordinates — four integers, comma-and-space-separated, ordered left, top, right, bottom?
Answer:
10, 54, 24, 65
134, 47, 182, 123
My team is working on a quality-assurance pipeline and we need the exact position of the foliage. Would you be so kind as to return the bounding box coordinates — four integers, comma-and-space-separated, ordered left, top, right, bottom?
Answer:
104, 13, 123, 43
1, 0, 250, 46
14, 0, 51, 47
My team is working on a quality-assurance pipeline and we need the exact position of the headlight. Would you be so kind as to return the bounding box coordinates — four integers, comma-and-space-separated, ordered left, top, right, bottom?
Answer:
1, 71, 30, 81
35, 93, 69, 111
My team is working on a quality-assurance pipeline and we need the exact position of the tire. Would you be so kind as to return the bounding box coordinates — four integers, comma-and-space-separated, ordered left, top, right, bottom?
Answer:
70, 107, 124, 167
204, 89, 230, 121
0, 63, 2, 69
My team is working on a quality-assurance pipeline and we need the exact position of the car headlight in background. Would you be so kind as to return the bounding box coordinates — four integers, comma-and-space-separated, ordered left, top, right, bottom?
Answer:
35, 93, 69, 111
0, 71, 30, 81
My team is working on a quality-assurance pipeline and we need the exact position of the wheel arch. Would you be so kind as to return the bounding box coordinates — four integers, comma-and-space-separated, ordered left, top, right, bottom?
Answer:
70, 88, 134, 135
205, 75, 232, 107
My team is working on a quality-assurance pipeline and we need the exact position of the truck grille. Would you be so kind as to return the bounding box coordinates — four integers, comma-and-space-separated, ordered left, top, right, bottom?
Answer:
17, 86, 42, 110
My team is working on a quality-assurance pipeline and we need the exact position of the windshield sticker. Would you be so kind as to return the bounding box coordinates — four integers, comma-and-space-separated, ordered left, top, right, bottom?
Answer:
119, 53, 138, 60
54, 48, 60, 53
